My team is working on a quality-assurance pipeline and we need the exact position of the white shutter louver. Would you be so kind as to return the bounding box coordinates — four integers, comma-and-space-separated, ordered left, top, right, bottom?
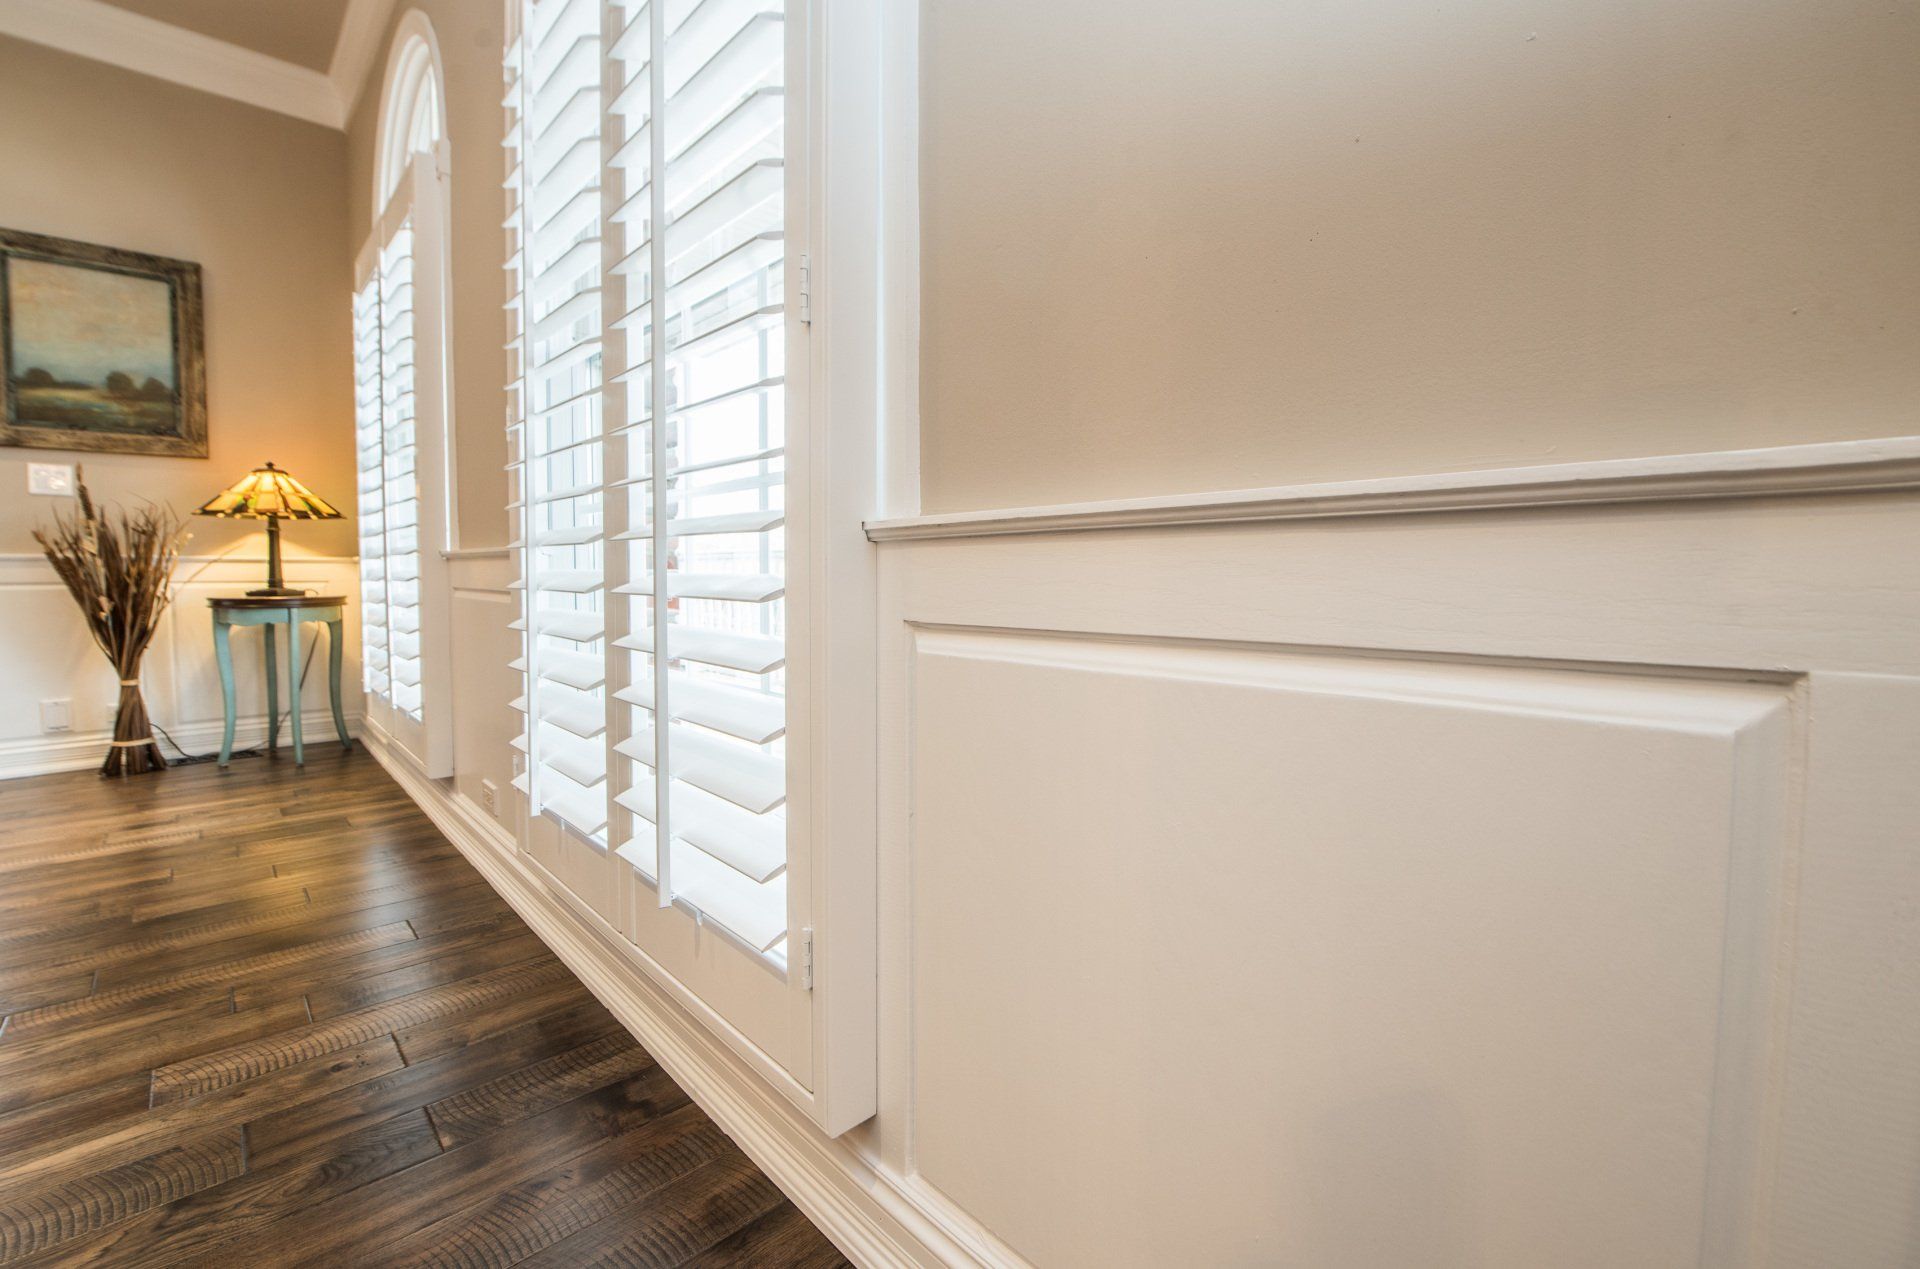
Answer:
508, 0, 610, 842
508, 0, 790, 969
379, 223, 427, 721
356, 221, 431, 724
353, 278, 389, 701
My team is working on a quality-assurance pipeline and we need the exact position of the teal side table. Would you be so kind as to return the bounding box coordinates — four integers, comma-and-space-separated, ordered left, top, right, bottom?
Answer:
210, 595, 352, 768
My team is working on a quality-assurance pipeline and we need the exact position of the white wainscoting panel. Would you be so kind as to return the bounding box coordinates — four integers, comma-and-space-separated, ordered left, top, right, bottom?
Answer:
446, 549, 519, 817
871, 474, 1920, 1269
0, 552, 361, 778
907, 630, 1794, 1268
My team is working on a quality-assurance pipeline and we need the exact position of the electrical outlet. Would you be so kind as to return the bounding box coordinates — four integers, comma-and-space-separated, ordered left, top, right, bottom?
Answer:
480, 779, 499, 816
40, 699, 72, 733
27, 463, 76, 497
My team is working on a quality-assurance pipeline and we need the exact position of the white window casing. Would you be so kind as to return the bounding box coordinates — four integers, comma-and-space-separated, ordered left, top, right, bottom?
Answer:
359, 24, 456, 779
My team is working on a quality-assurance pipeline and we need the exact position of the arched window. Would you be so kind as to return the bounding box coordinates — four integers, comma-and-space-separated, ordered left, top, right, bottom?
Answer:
353, 12, 453, 776
374, 16, 445, 217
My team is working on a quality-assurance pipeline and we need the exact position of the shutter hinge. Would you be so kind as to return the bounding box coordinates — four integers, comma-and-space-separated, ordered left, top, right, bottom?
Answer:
800, 926, 815, 991
797, 253, 812, 325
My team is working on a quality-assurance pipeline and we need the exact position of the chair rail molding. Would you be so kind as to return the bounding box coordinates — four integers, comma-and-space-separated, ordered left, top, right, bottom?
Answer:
865, 436, 1920, 541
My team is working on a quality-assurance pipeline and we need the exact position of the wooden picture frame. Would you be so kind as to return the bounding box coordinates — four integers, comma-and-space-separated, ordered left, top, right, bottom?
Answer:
0, 228, 207, 458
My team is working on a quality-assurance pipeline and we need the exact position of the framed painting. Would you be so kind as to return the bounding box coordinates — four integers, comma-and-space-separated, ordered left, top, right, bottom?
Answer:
0, 228, 207, 458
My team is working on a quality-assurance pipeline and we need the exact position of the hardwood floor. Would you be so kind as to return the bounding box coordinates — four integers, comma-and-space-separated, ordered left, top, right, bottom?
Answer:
0, 747, 849, 1268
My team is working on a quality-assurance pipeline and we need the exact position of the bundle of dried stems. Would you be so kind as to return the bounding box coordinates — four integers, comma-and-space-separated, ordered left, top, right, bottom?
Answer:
33, 470, 188, 776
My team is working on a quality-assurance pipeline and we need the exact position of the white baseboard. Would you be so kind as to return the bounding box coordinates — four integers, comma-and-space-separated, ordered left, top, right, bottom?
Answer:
360, 732, 989, 1269
0, 709, 361, 780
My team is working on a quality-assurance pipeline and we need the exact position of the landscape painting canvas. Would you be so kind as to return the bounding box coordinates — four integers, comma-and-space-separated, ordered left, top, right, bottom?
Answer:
0, 229, 207, 457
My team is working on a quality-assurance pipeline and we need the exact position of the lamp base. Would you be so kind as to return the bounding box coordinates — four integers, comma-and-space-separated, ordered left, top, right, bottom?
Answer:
257, 515, 292, 596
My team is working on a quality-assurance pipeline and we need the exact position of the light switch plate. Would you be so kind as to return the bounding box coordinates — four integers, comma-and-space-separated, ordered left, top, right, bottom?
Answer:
28, 463, 76, 497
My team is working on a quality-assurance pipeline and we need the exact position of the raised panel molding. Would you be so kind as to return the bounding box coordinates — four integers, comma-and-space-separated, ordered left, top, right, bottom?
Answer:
904, 628, 1797, 1269
446, 547, 515, 596
869, 481, 1920, 1267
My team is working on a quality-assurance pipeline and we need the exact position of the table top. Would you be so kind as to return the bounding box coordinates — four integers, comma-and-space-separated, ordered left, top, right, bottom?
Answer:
208, 595, 348, 610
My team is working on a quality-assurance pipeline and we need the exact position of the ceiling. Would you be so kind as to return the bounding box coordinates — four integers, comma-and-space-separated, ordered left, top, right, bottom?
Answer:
95, 0, 353, 71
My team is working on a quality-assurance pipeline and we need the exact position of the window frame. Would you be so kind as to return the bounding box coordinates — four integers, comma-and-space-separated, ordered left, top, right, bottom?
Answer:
503, 0, 882, 1136
359, 16, 456, 778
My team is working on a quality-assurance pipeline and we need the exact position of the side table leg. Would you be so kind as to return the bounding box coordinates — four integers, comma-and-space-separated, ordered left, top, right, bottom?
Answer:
287, 617, 306, 766
214, 620, 237, 768
264, 623, 279, 753
327, 618, 351, 749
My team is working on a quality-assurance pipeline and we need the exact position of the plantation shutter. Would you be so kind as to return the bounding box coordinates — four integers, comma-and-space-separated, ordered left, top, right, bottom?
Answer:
379, 219, 426, 719
508, 0, 790, 969
353, 275, 390, 707
504, 0, 883, 1139
358, 155, 454, 777
640, 0, 790, 960
507, 0, 610, 838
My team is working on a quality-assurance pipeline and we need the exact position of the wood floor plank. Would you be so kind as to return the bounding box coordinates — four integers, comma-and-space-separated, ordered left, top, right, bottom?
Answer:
129, 874, 311, 923
26, 1111, 443, 1269
0, 996, 311, 1116
4, 922, 418, 1034
0, 970, 94, 1018
176, 1068, 687, 1268
81, 883, 506, 990
0, 748, 842, 1268
0, 899, 318, 977
0, 1036, 408, 1202
512, 1154, 786, 1269
391, 972, 599, 1066
149, 958, 579, 1104
0, 991, 234, 1058
680, 1203, 853, 1269
374, 1104, 733, 1268
0, 1128, 245, 1263
302, 931, 554, 1022
0, 1077, 152, 1165
0, 864, 175, 908
243, 998, 629, 1172
225, 912, 533, 1014
425, 1030, 657, 1150
0, 830, 202, 871
85, 912, 423, 991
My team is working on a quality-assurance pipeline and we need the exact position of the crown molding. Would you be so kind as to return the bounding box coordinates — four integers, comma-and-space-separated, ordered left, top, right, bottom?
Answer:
328, 0, 401, 123
0, 0, 348, 128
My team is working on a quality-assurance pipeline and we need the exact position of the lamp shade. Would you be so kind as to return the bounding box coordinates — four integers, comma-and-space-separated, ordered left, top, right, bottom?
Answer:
195, 462, 341, 520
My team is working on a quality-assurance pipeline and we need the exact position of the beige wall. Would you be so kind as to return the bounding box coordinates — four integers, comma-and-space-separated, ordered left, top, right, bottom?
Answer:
919, 0, 1920, 512
345, 0, 512, 556
0, 37, 353, 557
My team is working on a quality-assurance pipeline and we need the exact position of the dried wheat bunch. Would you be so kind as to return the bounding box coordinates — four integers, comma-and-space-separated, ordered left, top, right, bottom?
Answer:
33, 469, 188, 776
